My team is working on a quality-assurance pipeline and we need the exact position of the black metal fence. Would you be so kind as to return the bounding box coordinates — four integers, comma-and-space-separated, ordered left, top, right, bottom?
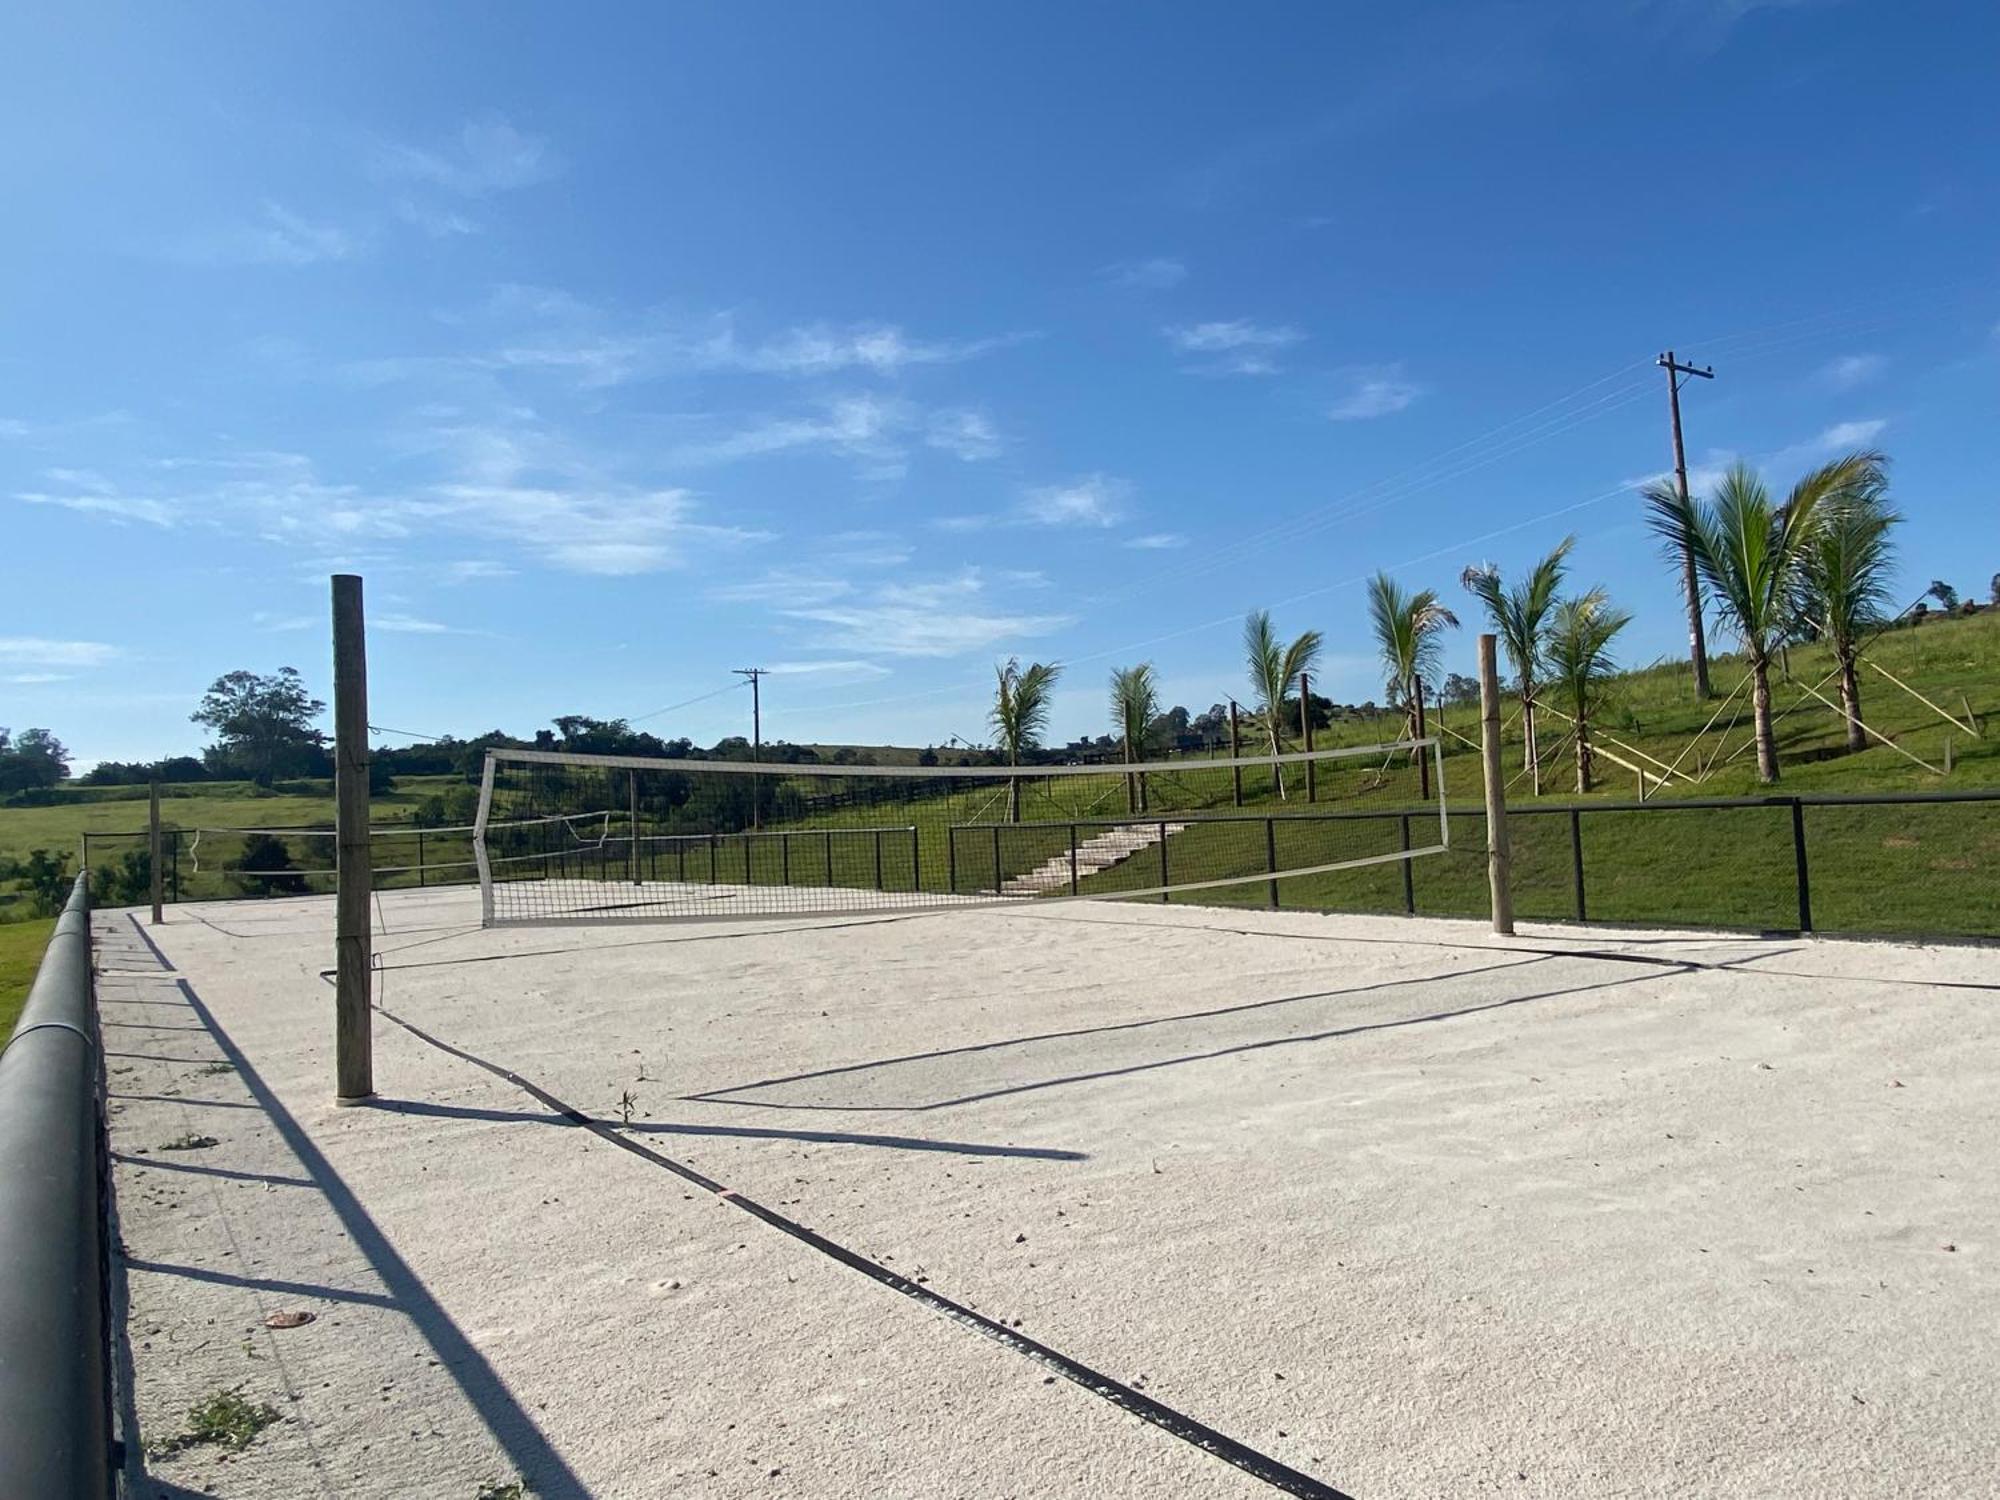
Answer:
75, 787, 2000, 941
0, 873, 113, 1498
951, 787, 2000, 941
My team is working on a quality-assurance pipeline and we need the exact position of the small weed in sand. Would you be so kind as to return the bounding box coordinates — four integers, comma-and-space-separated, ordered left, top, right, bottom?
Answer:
477, 1482, 528, 1500
152, 1387, 280, 1456
158, 1132, 219, 1152
197, 1061, 235, 1076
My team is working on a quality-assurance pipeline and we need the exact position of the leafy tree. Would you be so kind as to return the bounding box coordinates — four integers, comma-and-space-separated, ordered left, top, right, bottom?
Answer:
990, 658, 1061, 822
1794, 467, 1899, 752
227, 833, 311, 897
79, 755, 207, 786
1990, 572, 2000, 607
1366, 573, 1459, 749
1242, 610, 1321, 800
191, 668, 326, 786
1438, 672, 1481, 707
20, 848, 73, 915
90, 848, 153, 907
1646, 452, 1882, 783
1461, 537, 1571, 793
0, 727, 71, 794
1109, 663, 1162, 813
1926, 580, 1960, 613
1544, 590, 1632, 793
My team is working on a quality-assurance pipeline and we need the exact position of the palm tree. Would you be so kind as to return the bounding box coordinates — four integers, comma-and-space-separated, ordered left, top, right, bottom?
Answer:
1645, 451, 1882, 783
1366, 572, 1459, 749
1242, 610, 1322, 800
1461, 537, 1573, 795
990, 657, 1061, 822
1109, 662, 1161, 813
1543, 589, 1631, 792
1794, 467, 1898, 752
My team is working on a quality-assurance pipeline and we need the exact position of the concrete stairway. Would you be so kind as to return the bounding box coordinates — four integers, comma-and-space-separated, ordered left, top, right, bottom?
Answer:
1001, 822, 1186, 896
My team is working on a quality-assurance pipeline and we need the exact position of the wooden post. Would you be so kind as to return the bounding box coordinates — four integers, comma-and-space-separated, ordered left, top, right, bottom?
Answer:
1229, 699, 1243, 807
1299, 671, 1316, 802
1414, 676, 1431, 800
1478, 635, 1514, 935
332, 574, 374, 1102
148, 782, 163, 925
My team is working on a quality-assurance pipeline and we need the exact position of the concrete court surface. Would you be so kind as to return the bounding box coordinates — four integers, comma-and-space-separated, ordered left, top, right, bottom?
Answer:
97, 887, 1996, 1499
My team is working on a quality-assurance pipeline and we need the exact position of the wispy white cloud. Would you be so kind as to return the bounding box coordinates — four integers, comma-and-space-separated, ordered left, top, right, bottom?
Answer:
784, 570, 1075, 658
1102, 257, 1188, 292
4, 672, 72, 685
675, 394, 912, 478
1021, 474, 1130, 528
691, 320, 1032, 377
709, 569, 857, 606
18, 486, 177, 527
1123, 532, 1188, 550
766, 659, 893, 683
444, 559, 515, 582
1327, 366, 1424, 420
1768, 418, 1887, 470
1166, 320, 1303, 375
377, 114, 560, 196
395, 200, 480, 238
926, 409, 1002, 461
0, 637, 118, 669
375, 613, 464, 635
1815, 353, 1886, 390
171, 203, 360, 268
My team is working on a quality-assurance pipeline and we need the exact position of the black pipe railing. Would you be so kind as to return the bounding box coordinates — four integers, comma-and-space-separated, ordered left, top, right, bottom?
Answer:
0, 872, 112, 1498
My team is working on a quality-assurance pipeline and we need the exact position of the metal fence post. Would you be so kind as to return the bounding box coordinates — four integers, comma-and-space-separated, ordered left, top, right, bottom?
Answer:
417, 829, 427, 889
782, 832, 791, 885
874, 829, 884, 891
947, 827, 958, 894
992, 824, 1003, 895
1069, 824, 1079, 896
1791, 798, 1813, 932
1158, 819, 1170, 903
1266, 817, 1279, 909
825, 830, 834, 886
1569, 808, 1586, 922
911, 826, 920, 893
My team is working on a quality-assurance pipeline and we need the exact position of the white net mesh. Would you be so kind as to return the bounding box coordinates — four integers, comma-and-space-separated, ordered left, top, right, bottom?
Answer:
473, 741, 1449, 925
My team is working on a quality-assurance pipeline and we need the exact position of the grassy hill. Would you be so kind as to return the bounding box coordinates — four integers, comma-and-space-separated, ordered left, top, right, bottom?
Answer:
0, 609, 1992, 960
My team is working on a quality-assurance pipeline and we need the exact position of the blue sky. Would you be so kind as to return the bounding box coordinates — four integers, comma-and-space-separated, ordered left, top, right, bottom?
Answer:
4, 1, 1997, 766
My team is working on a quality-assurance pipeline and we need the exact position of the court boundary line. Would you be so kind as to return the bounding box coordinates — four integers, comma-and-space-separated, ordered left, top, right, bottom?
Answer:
370, 999, 1358, 1500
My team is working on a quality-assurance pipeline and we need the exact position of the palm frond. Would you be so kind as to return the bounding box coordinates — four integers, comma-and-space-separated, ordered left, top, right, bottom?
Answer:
990, 657, 1061, 761
1109, 662, 1162, 755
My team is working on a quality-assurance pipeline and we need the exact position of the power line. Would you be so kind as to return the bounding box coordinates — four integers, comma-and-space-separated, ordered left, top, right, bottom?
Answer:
627, 679, 748, 725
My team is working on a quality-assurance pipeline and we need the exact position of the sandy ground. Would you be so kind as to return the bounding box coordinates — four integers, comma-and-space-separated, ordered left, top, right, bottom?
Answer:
98, 889, 1997, 1499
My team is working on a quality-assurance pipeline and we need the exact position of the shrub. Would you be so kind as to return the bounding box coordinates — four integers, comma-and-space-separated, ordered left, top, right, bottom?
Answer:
227, 834, 311, 897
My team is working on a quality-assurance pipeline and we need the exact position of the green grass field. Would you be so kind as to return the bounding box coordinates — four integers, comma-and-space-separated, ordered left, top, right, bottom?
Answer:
4, 609, 1994, 936
0, 918, 56, 1037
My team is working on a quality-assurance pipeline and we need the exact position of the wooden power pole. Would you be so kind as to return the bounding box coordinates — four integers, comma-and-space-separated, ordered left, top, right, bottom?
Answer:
1478, 635, 1514, 936
331, 574, 374, 1103
1659, 350, 1716, 701
733, 667, 765, 829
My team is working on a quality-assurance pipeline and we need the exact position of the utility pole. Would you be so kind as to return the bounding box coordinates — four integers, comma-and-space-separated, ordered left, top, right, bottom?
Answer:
331, 574, 374, 1103
733, 667, 766, 829
1658, 350, 1716, 701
